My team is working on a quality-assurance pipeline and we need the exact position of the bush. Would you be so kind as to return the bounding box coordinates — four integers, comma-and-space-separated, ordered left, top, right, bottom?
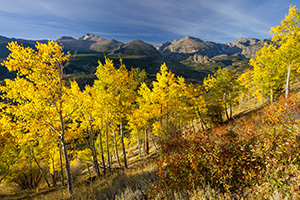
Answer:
154, 93, 300, 196
8, 164, 43, 190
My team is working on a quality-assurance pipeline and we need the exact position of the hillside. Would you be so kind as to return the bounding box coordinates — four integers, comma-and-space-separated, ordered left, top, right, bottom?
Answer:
113, 39, 160, 57
2, 90, 300, 200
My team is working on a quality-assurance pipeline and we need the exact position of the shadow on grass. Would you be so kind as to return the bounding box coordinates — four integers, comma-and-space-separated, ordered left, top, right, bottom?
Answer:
73, 160, 158, 200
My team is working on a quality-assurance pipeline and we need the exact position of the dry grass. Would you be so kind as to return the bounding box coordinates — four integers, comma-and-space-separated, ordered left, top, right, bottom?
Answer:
0, 138, 158, 200
23, 142, 159, 200
151, 178, 300, 199
2, 137, 300, 200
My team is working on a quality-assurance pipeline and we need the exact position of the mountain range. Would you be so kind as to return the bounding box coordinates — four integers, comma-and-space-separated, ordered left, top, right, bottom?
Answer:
55, 33, 269, 60
0, 33, 270, 83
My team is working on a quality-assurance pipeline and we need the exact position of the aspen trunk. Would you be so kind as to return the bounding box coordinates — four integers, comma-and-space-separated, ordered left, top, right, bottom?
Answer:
270, 87, 274, 103
261, 88, 264, 104
60, 135, 73, 196
58, 62, 73, 197
239, 91, 243, 110
59, 112, 73, 196
87, 163, 91, 179
90, 141, 101, 179
0, 165, 9, 184
197, 109, 208, 131
105, 122, 111, 169
30, 145, 51, 188
229, 92, 232, 119
143, 132, 146, 158
29, 157, 33, 188
112, 129, 121, 167
150, 132, 158, 151
285, 63, 291, 99
253, 84, 257, 104
88, 116, 101, 179
51, 157, 56, 186
99, 120, 106, 175
137, 130, 141, 157
223, 93, 229, 120
145, 129, 149, 155
166, 101, 169, 133
248, 87, 251, 102
160, 104, 163, 130
59, 143, 64, 186
120, 121, 127, 169
200, 118, 205, 131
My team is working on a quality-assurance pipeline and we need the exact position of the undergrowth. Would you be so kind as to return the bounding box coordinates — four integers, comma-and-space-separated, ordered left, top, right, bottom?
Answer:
153, 93, 300, 199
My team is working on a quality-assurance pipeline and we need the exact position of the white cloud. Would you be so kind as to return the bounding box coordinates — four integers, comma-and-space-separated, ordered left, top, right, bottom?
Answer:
0, 0, 295, 43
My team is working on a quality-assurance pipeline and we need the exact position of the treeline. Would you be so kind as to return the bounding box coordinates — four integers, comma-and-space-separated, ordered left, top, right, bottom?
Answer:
0, 5, 299, 198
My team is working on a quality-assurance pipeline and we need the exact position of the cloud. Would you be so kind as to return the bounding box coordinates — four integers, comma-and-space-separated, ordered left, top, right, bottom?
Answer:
95, 0, 272, 41
0, 0, 296, 43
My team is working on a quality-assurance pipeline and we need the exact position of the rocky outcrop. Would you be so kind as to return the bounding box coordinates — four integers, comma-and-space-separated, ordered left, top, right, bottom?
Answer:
157, 36, 270, 63
225, 38, 271, 58
226, 38, 260, 49
159, 36, 226, 61
241, 39, 271, 58
191, 54, 211, 64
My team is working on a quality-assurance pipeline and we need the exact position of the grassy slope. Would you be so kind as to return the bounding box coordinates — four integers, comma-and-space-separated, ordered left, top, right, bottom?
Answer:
0, 139, 159, 200
2, 92, 297, 199
1, 89, 300, 199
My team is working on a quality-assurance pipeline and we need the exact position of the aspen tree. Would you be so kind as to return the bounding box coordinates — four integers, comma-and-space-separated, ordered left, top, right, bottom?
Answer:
203, 67, 237, 121
135, 63, 203, 140
0, 41, 78, 196
94, 58, 136, 169
250, 6, 300, 100
69, 84, 103, 179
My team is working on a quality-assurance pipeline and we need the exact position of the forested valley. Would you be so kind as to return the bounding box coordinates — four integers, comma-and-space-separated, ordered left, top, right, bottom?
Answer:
0, 5, 300, 200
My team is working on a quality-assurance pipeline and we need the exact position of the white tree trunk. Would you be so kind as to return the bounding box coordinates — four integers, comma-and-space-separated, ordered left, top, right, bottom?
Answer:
59, 112, 73, 196
120, 120, 127, 169
285, 63, 291, 99
270, 87, 274, 103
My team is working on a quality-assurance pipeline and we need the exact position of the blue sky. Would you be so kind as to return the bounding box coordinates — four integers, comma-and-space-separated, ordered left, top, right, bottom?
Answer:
0, 0, 296, 45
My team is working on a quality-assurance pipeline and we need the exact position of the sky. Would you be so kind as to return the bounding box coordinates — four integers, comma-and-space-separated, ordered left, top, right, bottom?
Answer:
0, 0, 297, 45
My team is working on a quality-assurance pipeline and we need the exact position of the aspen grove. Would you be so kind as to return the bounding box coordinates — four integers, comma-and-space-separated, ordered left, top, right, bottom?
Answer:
0, 5, 300, 199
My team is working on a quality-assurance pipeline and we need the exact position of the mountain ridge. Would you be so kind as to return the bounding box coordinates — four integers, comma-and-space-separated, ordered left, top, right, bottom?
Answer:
0, 33, 269, 57
0, 33, 270, 82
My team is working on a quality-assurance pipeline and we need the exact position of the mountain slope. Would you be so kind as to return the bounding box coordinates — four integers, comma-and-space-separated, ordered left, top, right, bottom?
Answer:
0, 34, 270, 83
158, 36, 270, 61
113, 39, 160, 57
57, 33, 124, 53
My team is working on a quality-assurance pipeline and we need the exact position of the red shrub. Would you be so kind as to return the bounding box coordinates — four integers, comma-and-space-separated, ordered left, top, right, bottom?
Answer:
155, 93, 300, 194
